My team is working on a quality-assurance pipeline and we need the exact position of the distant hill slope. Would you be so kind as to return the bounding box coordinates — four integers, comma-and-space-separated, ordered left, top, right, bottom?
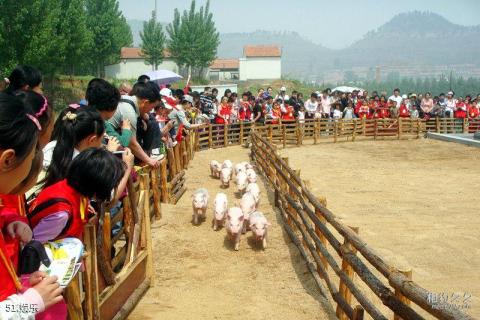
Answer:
335, 11, 480, 68
128, 11, 480, 79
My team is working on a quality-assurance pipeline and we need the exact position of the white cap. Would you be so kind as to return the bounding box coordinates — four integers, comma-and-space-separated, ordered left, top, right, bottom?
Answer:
402, 94, 408, 99
280, 86, 286, 92
182, 95, 193, 104
447, 91, 454, 96
161, 98, 173, 109
160, 88, 172, 97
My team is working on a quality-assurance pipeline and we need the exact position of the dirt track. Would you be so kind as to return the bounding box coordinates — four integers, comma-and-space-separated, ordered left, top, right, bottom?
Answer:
129, 146, 335, 320
280, 139, 480, 318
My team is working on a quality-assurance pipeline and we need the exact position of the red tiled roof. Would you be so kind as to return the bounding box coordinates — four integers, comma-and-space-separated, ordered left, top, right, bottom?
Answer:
120, 47, 172, 59
243, 45, 281, 57
210, 59, 239, 70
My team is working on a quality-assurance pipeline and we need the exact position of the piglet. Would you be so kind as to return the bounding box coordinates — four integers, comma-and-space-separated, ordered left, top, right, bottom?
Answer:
210, 160, 221, 178
246, 168, 257, 183
222, 160, 233, 170
226, 207, 244, 251
249, 211, 271, 249
191, 188, 209, 225
240, 192, 256, 234
246, 182, 260, 206
235, 171, 248, 195
220, 167, 233, 188
213, 193, 228, 231
235, 163, 246, 176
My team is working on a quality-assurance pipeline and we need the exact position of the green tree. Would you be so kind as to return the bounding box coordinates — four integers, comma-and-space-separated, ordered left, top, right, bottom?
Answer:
60, 0, 92, 75
166, 0, 219, 79
140, 11, 166, 70
0, 0, 65, 76
85, 0, 132, 76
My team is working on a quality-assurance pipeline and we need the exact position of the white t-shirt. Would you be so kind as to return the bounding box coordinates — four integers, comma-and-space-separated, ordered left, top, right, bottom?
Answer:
388, 95, 403, 109
304, 99, 319, 114
320, 95, 332, 114
43, 140, 80, 171
333, 109, 342, 119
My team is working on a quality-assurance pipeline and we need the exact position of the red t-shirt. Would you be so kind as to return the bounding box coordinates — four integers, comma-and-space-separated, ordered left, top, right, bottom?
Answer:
468, 106, 479, 118
399, 104, 410, 117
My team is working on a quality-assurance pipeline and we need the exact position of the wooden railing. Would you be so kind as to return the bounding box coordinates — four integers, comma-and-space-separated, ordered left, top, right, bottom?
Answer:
250, 131, 473, 320
191, 117, 478, 150
64, 134, 196, 320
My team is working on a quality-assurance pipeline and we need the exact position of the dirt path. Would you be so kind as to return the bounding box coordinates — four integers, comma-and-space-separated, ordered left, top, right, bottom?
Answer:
280, 139, 480, 318
129, 146, 335, 320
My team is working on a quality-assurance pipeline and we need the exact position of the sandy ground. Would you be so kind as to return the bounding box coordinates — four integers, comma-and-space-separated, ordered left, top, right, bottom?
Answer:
280, 139, 480, 318
128, 146, 336, 320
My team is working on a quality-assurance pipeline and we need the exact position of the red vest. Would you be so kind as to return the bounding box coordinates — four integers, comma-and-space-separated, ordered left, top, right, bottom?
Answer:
399, 105, 410, 117
28, 179, 88, 241
0, 233, 21, 300
468, 106, 479, 118
0, 194, 27, 268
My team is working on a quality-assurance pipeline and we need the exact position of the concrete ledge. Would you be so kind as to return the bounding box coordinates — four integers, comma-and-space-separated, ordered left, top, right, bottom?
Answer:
426, 132, 480, 148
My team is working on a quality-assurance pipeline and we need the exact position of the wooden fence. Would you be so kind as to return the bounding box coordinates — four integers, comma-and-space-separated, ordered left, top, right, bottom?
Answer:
63, 134, 196, 320
250, 131, 473, 320
192, 117, 480, 149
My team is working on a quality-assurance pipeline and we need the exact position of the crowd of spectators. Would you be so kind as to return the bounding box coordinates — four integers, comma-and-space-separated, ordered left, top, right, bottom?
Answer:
179, 86, 480, 125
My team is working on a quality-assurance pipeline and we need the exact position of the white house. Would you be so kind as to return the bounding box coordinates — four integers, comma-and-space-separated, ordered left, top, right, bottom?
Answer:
105, 47, 179, 79
105, 45, 282, 81
239, 45, 282, 81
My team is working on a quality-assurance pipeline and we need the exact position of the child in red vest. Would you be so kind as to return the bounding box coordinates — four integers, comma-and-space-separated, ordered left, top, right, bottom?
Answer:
454, 98, 467, 119
0, 91, 54, 270
358, 101, 370, 119
399, 101, 410, 118
0, 93, 62, 318
271, 102, 282, 124
27, 148, 126, 319
282, 104, 295, 121
468, 101, 479, 119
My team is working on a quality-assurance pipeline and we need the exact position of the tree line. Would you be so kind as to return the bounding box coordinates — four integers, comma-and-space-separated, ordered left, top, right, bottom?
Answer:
141, 0, 219, 79
0, 0, 132, 77
0, 0, 220, 80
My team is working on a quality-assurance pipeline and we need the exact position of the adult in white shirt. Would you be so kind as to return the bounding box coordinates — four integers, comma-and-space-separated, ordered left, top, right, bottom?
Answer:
388, 88, 403, 109
445, 91, 457, 118
274, 86, 290, 103
319, 92, 332, 118
304, 93, 319, 118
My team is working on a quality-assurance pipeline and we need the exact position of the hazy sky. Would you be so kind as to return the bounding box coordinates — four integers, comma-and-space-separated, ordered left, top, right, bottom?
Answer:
119, 0, 480, 49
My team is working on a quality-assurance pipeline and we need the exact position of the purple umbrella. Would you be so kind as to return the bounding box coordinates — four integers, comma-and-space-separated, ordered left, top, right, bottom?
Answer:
143, 70, 183, 85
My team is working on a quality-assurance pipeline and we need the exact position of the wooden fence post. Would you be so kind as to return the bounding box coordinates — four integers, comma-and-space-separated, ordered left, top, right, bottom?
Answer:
397, 117, 403, 140
224, 124, 228, 147
167, 148, 175, 181
417, 119, 421, 139
393, 269, 413, 320
374, 119, 378, 140
282, 125, 286, 148
315, 196, 329, 275
268, 126, 273, 144
239, 121, 244, 145
361, 117, 366, 136
150, 168, 162, 219
65, 274, 84, 320
314, 120, 318, 145
352, 120, 357, 142
336, 226, 359, 320
160, 160, 168, 203
353, 305, 365, 320
83, 223, 100, 320
463, 118, 469, 133
333, 121, 338, 143
208, 124, 213, 148
435, 117, 440, 133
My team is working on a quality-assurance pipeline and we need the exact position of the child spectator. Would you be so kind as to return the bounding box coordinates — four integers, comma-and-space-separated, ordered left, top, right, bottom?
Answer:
43, 109, 105, 186
358, 100, 370, 119
454, 97, 467, 119
298, 106, 306, 124
343, 101, 355, 119
304, 93, 319, 119
332, 104, 342, 120
399, 96, 410, 118
0, 93, 63, 318
3, 65, 43, 95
